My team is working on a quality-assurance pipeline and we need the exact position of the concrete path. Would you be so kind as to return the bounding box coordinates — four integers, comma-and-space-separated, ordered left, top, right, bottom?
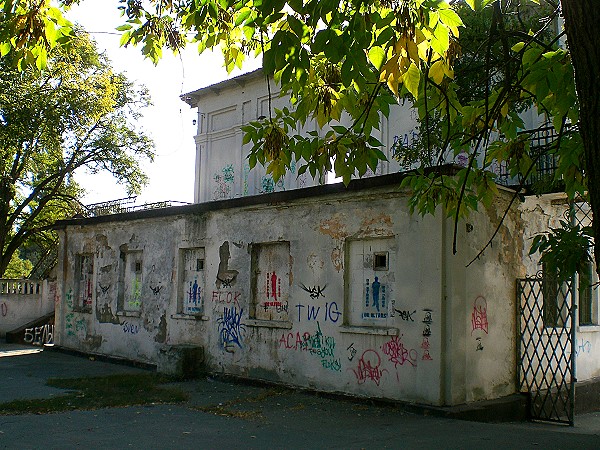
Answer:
1, 343, 599, 449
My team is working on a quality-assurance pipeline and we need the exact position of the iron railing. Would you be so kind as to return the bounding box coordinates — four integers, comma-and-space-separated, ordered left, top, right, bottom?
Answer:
82, 197, 190, 218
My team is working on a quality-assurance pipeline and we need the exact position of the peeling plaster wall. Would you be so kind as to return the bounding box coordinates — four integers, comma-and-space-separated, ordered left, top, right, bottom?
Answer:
55, 184, 525, 406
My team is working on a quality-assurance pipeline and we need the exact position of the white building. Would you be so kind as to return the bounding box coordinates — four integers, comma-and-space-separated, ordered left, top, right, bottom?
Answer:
50, 71, 600, 423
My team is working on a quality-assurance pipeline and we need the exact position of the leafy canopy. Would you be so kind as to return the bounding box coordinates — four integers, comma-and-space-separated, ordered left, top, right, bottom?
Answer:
0, 0, 590, 272
0, 26, 154, 277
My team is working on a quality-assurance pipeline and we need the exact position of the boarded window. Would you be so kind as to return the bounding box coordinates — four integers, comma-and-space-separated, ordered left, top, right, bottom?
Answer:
76, 254, 94, 312
179, 247, 205, 315
346, 238, 395, 326
250, 242, 290, 321
119, 251, 143, 313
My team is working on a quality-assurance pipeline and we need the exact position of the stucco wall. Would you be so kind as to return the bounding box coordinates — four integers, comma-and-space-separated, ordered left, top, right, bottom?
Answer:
55, 179, 524, 406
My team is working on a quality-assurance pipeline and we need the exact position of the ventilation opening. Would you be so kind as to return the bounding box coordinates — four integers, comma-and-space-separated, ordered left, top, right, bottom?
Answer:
373, 252, 388, 271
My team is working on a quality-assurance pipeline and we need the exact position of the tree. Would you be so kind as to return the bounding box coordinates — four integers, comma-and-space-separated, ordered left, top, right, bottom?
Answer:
0, 0, 597, 276
0, 28, 154, 277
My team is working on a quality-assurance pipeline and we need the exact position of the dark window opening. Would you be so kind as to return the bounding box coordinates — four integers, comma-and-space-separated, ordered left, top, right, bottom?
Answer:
374, 252, 389, 271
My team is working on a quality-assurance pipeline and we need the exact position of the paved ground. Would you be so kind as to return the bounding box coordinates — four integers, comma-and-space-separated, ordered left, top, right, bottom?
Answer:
1, 343, 600, 449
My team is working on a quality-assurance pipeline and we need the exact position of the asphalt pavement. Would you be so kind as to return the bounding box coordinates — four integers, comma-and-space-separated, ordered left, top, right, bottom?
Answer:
1, 342, 600, 449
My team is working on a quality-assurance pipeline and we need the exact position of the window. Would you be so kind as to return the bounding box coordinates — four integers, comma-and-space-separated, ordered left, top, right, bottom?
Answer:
542, 263, 570, 328
578, 262, 596, 326
373, 252, 389, 271
75, 254, 94, 312
346, 238, 395, 326
118, 251, 143, 313
250, 242, 290, 322
178, 248, 205, 315
542, 262, 598, 327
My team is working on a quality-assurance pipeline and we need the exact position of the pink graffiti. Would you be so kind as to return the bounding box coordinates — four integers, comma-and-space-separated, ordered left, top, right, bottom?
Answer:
381, 335, 417, 368
352, 350, 388, 386
421, 337, 433, 360
471, 296, 489, 334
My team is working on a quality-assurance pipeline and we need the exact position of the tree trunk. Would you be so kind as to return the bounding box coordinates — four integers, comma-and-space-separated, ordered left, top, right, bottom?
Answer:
561, 0, 600, 272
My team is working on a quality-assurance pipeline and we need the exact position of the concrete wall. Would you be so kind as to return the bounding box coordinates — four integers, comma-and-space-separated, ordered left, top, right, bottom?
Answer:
54, 176, 524, 406
0, 279, 56, 338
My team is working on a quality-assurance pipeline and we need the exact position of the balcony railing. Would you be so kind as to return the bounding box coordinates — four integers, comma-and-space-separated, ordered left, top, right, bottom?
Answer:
0, 279, 41, 295
496, 124, 576, 193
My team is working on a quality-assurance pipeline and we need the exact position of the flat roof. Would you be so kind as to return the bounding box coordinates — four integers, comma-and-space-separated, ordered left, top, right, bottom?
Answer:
54, 165, 466, 228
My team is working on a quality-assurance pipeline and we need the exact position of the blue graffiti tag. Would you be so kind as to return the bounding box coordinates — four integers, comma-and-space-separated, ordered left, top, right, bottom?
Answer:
217, 307, 246, 349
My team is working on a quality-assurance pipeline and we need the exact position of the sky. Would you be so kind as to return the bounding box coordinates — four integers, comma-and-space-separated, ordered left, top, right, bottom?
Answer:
65, 0, 260, 206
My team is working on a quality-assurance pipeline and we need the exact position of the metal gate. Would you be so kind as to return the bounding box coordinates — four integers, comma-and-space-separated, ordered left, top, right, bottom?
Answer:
517, 275, 576, 425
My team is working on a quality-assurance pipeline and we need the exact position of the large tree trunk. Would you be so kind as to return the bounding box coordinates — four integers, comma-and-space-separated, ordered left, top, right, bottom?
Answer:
561, 0, 600, 272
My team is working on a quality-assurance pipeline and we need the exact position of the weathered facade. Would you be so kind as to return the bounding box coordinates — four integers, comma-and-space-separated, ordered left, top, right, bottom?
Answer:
50, 69, 600, 416
54, 173, 534, 406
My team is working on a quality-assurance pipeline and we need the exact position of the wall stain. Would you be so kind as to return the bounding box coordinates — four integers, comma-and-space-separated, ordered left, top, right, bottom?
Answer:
318, 215, 349, 240
155, 314, 167, 343
97, 303, 120, 324
359, 213, 393, 236
216, 241, 239, 288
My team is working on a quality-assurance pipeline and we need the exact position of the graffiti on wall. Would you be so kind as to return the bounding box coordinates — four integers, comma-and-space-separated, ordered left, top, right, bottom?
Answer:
78, 255, 93, 309
1, 302, 6, 317
150, 284, 163, 295
295, 302, 341, 323
363, 277, 388, 319
65, 288, 75, 336
347, 343, 357, 361
211, 290, 242, 309
259, 271, 289, 314
476, 337, 484, 351
471, 296, 489, 334
24, 324, 54, 345
213, 164, 235, 200
98, 283, 110, 295
351, 349, 388, 386
575, 338, 592, 357
299, 283, 326, 299
278, 322, 341, 372
185, 279, 202, 314
127, 277, 142, 309
122, 321, 140, 335
395, 309, 416, 322
218, 306, 246, 351
381, 335, 417, 369
421, 309, 433, 360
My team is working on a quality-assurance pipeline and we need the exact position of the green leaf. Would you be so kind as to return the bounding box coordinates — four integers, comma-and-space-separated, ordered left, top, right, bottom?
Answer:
404, 63, 421, 99
368, 46, 386, 70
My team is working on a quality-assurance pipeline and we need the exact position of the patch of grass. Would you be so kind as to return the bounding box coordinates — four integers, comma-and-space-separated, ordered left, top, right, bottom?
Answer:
0, 373, 188, 415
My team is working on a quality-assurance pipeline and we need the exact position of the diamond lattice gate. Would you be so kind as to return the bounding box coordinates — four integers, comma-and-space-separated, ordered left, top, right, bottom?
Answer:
517, 276, 576, 425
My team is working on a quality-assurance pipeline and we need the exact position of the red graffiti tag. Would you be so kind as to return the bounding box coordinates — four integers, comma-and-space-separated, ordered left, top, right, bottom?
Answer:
352, 350, 388, 386
471, 296, 489, 334
211, 290, 241, 308
381, 336, 417, 368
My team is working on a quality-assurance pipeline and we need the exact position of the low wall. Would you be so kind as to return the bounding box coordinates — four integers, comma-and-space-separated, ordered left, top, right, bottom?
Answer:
0, 279, 56, 338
